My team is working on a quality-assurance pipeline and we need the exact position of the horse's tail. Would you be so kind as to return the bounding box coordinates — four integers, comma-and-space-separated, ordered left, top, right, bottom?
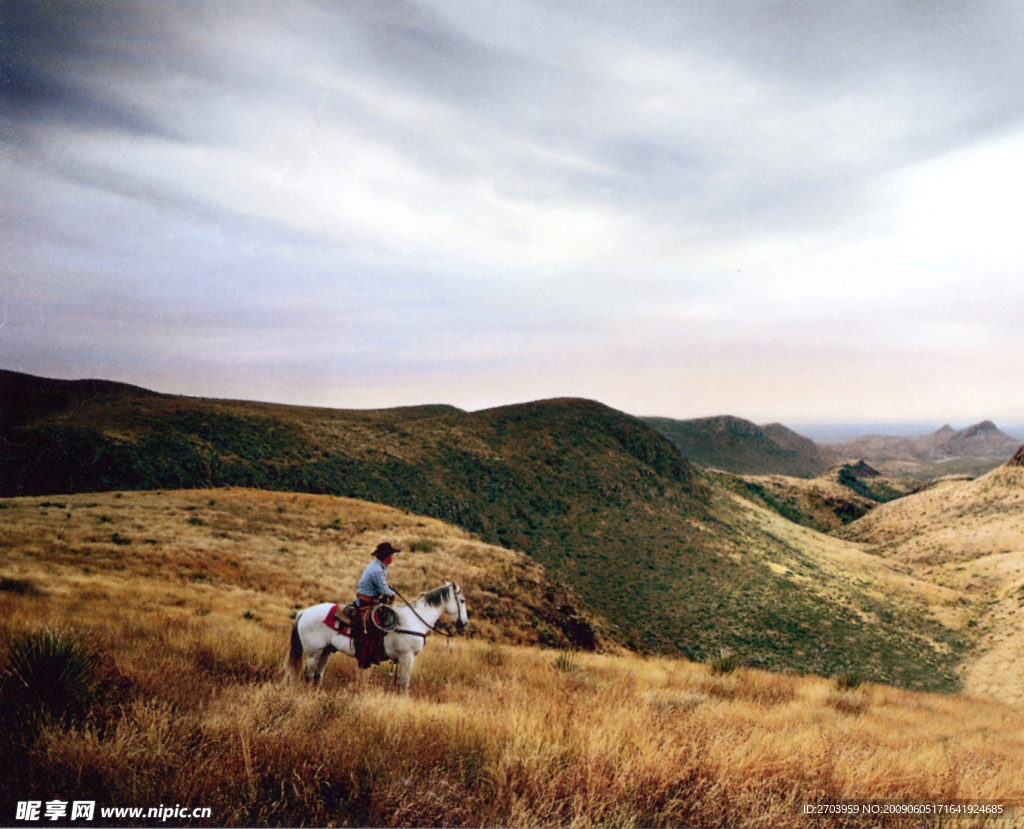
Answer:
285, 612, 304, 684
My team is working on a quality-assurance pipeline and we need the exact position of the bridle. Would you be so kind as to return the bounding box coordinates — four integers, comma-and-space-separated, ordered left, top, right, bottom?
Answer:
390, 585, 466, 641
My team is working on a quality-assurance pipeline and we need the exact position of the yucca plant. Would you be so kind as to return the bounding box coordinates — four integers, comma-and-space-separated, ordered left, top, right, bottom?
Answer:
0, 628, 102, 734
553, 648, 580, 673
708, 649, 739, 676
834, 671, 863, 692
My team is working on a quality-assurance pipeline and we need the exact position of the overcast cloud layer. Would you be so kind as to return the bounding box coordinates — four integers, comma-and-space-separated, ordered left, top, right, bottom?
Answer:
4, 1, 1024, 427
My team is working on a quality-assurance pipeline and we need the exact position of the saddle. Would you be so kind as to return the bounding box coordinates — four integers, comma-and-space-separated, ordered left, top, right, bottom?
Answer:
322, 602, 398, 669
322, 603, 354, 636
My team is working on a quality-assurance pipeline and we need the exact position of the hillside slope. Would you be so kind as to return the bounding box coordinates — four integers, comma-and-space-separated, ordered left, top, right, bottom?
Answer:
0, 372, 967, 688
721, 461, 921, 535
644, 415, 840, 477
838, 459, 1024, 702
0, 488, 609, 651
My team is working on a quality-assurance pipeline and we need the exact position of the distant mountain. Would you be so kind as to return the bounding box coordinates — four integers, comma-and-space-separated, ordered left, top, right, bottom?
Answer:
829, 421, 1020, 478
642, 415, 840, 477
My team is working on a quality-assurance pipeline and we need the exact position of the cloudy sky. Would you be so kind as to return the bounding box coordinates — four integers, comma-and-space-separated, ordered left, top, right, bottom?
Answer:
4, 1, 1024, 430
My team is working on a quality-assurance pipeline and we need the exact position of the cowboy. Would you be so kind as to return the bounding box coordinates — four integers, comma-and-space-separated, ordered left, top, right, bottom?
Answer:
356, 542, 399, 607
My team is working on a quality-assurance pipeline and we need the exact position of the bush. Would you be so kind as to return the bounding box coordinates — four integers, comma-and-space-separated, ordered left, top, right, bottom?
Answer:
0, 577, 40, 595
709, 649, 739, 675
834, 671, 863, 692
0, 628, 102, 735
553, 648, 580, 673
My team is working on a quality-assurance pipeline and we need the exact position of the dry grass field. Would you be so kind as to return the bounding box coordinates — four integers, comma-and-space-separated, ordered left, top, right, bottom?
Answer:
3, 488, 1024, 827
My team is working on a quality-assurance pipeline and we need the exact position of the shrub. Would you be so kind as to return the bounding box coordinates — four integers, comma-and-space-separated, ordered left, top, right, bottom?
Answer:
0, 577, 40, 595
834, 671, 863, 692
708, 649, 739, 675
482, 643, 506, 666
0, 628, 102, 735
553, 648, 579, 673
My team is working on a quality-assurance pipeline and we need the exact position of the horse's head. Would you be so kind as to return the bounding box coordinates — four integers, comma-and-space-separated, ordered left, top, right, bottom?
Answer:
447, 581, 468, 631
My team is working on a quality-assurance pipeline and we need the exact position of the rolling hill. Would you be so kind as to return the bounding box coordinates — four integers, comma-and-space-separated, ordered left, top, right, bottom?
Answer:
642, 414, 841, 477
0, 370, 995, 691
0, 369, 167, 430
0, 487, 610, 653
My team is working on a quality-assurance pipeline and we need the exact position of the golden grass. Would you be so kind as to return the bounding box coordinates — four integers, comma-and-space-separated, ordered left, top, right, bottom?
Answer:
3, 488, 1024, 827
839, 467, 1024, 566
0, 488, 564, 646
7, 638, 1024, 827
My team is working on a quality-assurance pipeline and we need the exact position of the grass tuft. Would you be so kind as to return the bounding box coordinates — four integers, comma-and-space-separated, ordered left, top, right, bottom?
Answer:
553, 648, 580, 673
708, 649, 739, 676
834, 671, 863, 692
0, 628, 103, 735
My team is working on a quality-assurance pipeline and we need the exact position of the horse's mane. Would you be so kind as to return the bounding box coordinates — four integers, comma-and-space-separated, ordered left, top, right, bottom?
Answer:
421, 584, 452, 608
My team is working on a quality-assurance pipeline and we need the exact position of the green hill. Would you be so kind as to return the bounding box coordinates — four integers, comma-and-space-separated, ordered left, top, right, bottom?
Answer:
643, 414, 840, 477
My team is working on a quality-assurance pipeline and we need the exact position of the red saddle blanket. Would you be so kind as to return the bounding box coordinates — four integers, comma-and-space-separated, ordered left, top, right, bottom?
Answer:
323, 604, 387, 669
322, 604, 351, 636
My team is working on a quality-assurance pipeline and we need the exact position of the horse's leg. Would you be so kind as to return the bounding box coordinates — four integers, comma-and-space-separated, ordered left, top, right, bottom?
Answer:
396, 651, 415, 694
313, 648, 334, 684
304, 651, 321, 683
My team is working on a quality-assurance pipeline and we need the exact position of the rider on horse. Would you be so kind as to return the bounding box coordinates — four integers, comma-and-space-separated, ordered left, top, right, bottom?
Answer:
348, 542, 400, 668
356, 542, 399, 608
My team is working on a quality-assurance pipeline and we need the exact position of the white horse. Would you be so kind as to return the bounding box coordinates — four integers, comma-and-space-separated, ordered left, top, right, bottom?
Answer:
286, 582, 468, 693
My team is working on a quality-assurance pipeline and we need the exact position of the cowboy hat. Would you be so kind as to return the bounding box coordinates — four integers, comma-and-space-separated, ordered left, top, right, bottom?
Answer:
372, 542, 400, 559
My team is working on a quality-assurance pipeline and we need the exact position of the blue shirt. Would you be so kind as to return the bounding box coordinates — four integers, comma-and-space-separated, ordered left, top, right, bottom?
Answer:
357, 558, 394, 603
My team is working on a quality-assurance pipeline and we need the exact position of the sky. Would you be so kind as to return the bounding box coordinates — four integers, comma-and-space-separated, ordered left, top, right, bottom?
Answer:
4, 1, 1024, 430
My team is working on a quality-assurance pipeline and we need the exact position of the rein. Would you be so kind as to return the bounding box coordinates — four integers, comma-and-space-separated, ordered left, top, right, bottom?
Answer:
390, 586, 459, 641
